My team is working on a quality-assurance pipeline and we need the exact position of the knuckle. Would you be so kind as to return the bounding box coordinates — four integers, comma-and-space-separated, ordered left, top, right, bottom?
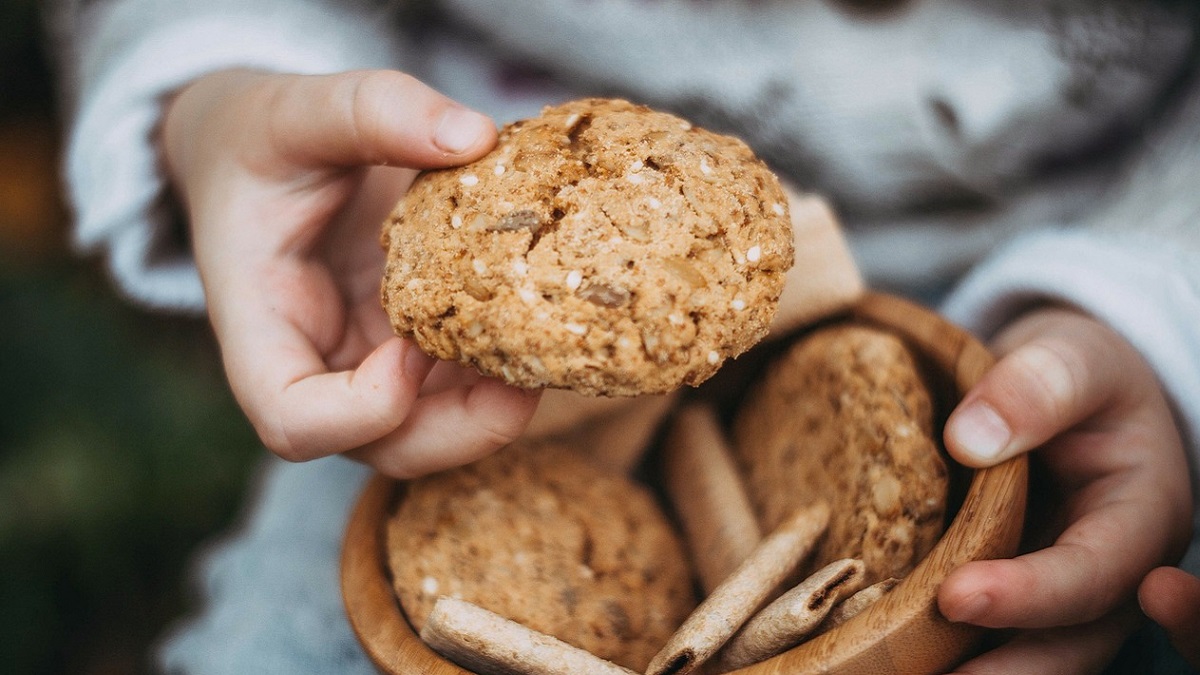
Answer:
476, 418, 524, 450
257, 424, 301, 463
347, 73, 389, 164
1004, 340, 1085, 422
253, 409, 307, 463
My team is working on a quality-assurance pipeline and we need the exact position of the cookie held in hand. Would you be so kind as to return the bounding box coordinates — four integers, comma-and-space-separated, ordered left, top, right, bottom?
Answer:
381, 98, 794, 396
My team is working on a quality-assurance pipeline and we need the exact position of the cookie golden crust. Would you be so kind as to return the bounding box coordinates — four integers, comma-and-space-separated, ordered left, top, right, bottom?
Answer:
381, 98, 794, 396
731, 325, 949, 585
386, 442, 696, 672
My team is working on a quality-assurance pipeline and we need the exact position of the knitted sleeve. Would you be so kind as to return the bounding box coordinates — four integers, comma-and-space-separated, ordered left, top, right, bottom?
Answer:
47, 0, 405, 311
942, 70, 1200, 568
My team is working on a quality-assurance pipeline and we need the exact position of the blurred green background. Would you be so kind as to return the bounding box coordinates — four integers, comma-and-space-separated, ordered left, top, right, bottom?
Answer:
0, 2, 262, 673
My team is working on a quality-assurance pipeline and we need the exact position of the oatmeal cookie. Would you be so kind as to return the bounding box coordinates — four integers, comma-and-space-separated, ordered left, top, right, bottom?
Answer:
386, 441, 696, 672
731, 324, 949, 584
381, 98, 794, 396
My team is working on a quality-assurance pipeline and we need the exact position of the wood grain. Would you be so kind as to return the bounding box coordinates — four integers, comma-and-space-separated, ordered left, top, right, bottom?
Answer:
341, 292, 1028, 675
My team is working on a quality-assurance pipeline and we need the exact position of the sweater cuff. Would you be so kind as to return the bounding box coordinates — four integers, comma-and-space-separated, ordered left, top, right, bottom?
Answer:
942, 228, 1200, 559
66, 8, 401, 311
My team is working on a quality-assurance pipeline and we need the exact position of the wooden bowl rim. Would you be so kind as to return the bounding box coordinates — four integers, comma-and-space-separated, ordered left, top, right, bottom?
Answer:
340, 292, 1028, 674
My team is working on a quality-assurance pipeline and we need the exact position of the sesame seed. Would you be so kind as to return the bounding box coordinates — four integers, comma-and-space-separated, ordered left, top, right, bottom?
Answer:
518, 288, 537, 303
421, 576, 439, 595
494, 163, 506, 176
472, 259, 487, 274
700, 158, 713, 175
746, 245, 762, 263
772, 202, 786, 216
512, 259, 529, 276
630, 159, 644, 171
565, 270, 583, 290
450, 214, 463, 229
731, 298, 746, 311
626, 173, 646, 184
647, 196, 662, 209
564, 322, 588, 335
707, 350, 720, 364
564, 112, 581, 129
460, 174, 479, 186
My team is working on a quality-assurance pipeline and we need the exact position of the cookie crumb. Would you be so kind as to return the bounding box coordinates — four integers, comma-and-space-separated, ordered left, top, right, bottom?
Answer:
566, 270, 583, 290
421, 576, 440, 595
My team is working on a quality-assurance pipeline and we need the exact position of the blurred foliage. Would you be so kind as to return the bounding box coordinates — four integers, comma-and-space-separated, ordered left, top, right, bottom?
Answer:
1, 0, 53, 119
0, 2, 262, 673
0, 259, 261, 675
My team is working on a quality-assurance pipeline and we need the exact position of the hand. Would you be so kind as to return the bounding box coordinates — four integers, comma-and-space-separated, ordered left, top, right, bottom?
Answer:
1139, 565, 1200, 668
162, 69, 541, 477
938, 305, 1193, 673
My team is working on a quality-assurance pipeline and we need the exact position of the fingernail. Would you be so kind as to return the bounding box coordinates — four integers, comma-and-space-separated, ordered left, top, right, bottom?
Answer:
947, 591, 991, 624
434, 107, 491, 154
948, 401, 1011, 462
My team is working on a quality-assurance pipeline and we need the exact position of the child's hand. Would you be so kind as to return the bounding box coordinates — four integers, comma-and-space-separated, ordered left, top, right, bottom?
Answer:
1140, 565, 1200, 668
162, 69, 541, 478
938, 306, 1193, 673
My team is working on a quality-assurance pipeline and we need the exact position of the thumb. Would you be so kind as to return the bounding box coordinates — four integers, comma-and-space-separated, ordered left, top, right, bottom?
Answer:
266, 69, 497, 169
944, 309, 1121, 467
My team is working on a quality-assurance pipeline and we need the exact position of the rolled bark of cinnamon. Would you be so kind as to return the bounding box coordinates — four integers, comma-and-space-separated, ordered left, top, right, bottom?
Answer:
644, 501, 830, 675
421, 597, 640, 675
663, 403, 763, 594
817, 576, 900, 634
718, 558, 866, 670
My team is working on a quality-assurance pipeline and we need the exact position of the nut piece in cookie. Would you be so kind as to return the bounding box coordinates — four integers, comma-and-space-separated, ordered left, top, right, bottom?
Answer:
732, 324, 949, 585
381, 98, 795, 396
386, 441, 695, 672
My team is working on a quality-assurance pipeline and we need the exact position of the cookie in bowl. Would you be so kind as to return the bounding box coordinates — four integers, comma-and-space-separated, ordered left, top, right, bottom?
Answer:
385, 441, 696, 672
731, 323, 950, 585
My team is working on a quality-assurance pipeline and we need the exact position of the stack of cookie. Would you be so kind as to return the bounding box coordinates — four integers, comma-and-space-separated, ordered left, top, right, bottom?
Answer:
383, 321, 948, 675
376, 99, 951, 674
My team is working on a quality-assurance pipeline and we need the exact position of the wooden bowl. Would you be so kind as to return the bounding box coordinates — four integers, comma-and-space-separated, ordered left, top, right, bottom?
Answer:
341, 292, 1028, 674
